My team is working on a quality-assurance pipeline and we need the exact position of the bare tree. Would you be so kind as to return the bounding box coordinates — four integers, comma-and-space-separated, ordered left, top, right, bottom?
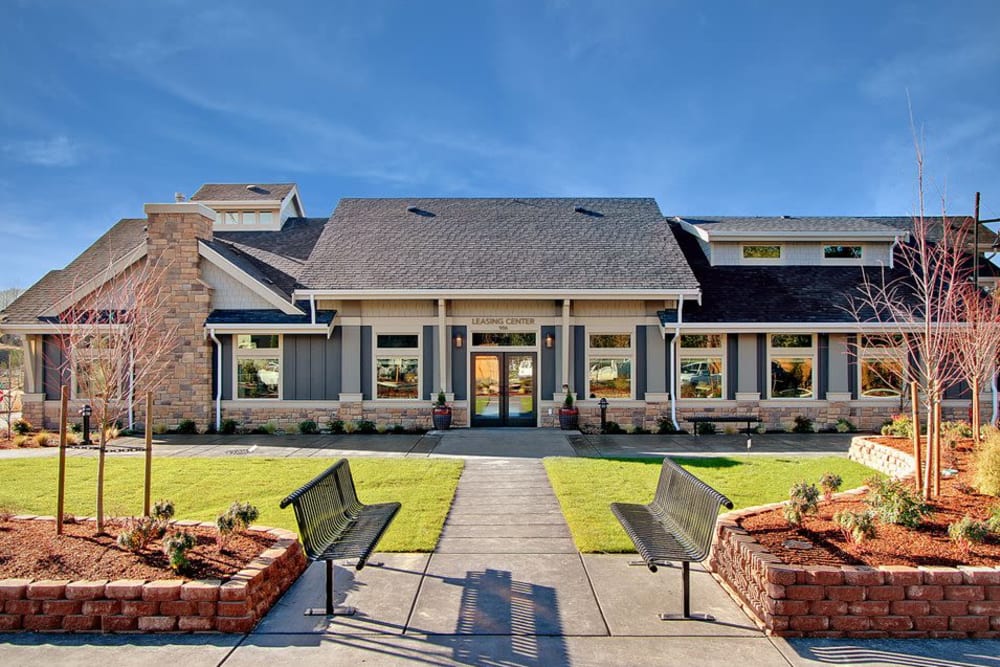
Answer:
951, 280, 1000, 444
848, 139, 969, 499
56, 255, 178, 532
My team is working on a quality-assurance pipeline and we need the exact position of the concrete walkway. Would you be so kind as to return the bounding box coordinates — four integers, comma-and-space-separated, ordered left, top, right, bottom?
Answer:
3, 428, 1000, 665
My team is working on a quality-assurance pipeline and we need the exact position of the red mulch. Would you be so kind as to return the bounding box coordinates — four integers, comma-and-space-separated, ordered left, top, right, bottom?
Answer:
739, 439, 1000, 568
0, 518, 277, 581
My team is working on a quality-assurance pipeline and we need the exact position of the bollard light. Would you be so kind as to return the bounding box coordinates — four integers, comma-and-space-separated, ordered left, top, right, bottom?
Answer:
79, 405, 93, 446
598, 397, 609, 433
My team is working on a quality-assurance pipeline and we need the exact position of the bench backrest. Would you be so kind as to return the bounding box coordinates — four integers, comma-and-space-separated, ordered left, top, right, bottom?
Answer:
279, 459, 353, 560
649, 458, 734, 561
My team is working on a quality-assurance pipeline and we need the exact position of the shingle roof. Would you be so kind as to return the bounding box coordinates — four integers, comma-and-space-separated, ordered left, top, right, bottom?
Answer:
297, 198, 699, 292
1, 218, 147, 324
678, 216, 910, 236
190, 183, 296, 202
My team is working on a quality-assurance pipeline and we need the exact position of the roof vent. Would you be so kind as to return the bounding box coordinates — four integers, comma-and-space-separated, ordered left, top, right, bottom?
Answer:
174, 192, 185, 202
246, 184, 265, 194
405, 205, 435, 217
781, 215, 792, 219
574, 206, 604, 217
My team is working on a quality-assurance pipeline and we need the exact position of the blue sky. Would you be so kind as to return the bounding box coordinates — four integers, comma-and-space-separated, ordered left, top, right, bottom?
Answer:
2, 0, 999, 289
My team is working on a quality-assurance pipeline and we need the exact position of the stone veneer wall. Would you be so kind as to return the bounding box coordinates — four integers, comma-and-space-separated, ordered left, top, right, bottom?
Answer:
0, 518, 306, 633
848, 436, 916, 479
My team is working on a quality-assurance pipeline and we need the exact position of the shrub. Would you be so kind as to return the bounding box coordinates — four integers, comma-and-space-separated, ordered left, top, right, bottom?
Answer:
327, 419, 345, 434
117, 515, 167, 552
656, 417, 681, 435
217, 501, 260, 547
343, 420, 357, 434
972, 430, 1000, 496
632, 425, 651, 435
948, 516, 990, 554
153, 423, 168, 435
391, 424, 406, 434
175, 419, 198, 435
376, 423, 389, 434
153, 499, 175, 522
70, 422, 82, 433
263, 421, 278, 435
784, 482, 820, 526
835, 418, 857, 433
65, 432, 80, 446
220, 419, 239, 435
102, 424, 120, 441
833, 509, 877, 545
881, 414, 913, 438
792, 415, 814, 434
694, 421, 716, 436
356, 420, 377, 434
603, 421, 625, 434
299, 419, 319, 435
755, 424, 767, 434
819, 472, 843, 501
12, 435, 29, 447
163, 531, 197, 573
942, 420, 974, 439
865, 477, 931, 528
13, 419, 32, 435
33, 431, 52, 447
0, 507, 13, 522
989, 505, 1000, 533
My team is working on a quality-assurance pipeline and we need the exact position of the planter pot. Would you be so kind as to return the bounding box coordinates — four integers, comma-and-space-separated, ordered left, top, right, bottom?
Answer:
432, 407, 452, 430
558, 408, 579, 431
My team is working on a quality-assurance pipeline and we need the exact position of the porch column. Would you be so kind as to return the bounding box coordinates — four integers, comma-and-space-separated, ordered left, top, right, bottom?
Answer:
21, 335, 39, 394
438, 299, 448, 394
561, 299, 571, 389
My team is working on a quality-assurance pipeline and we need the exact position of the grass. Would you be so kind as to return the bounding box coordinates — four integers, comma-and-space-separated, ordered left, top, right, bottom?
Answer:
544, 456, 878, 553
0, 457, 463, 552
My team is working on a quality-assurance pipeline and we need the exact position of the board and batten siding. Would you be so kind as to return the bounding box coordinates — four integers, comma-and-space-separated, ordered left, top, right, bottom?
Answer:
201, 260, 278, 310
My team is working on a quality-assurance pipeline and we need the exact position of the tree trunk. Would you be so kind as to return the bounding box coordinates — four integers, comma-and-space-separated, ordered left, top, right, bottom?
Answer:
96, 411, 107, 533
972, 377, 981, 444
56, 385, 68, 535
144, 391, 152, 517
910, 382, 921, 492
933, 401, 942, 498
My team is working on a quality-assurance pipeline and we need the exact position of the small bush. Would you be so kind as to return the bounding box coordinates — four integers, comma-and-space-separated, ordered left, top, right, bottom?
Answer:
356, 420, 377, 434
942, 420, 974, 439
117, 515, 167, 552
153, 423, 168, 435
391, 424, 406, 434
0, 507, 13, 522
343, 420, 357, 434
603, 421, 625, 434
880, 414, 913, 438
376, 423, 389, 434
13, 419, 32, 435
865, 477, 931, 528
632, 425, 650, 435
988, 505, 1000, 533
694, 421, 717, 436
217, 501, 260, 547
656, 417, 681, 434
70, 422, 82, 433
263, 421, 278, 435
833, 509, 877, 545
12, 435, 29, 447
220, 419, 239, 435
163, 531, 197, 573
176, 419, 198, 435
948, 516, 990, 554
835, 418, 857, 433
819, 472, 843, 501
152, 499, 175, 522
327, 419, 345, 434
784, 481, 820, 526
65, 432, 80, 446
973, 430, 1000, 496
33, 431, 52, 447
299, 420, 319, 435
755, 424, 767, 435
792, 415, 814, 434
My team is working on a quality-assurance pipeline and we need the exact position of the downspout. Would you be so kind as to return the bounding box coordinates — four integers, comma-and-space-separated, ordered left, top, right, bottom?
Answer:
889, 236, 900, 270
670, 299, 685, 431
309, 295, 316, 325
209, 329, 222, 431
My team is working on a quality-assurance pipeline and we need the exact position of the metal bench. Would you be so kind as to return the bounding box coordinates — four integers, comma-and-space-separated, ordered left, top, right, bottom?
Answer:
685, 414, 761, 443
279, 459, 400, 616
610, 457, 733, 621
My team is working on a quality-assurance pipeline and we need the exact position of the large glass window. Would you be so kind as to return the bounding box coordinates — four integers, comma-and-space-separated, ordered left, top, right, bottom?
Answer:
679, 334, 725, 399
588, 333, 632, 399
235, 334, 280, 399
769, 334, 814, 399
376, 332, 420, 399
824, 245, 863, 260
743, 245, 781, 260
858, 335, 905, 398
472, 332, 536, 347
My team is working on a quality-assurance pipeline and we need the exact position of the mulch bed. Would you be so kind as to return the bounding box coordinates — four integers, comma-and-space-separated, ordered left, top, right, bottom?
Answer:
739, 439, 1000, 568
0, 518, 277, 581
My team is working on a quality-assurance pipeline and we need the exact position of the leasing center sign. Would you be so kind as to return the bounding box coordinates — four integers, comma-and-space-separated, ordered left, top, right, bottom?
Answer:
471, 317, 535, 329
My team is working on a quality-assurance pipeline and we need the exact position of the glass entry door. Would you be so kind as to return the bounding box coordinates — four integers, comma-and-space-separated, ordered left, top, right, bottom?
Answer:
471, 352, 536, 427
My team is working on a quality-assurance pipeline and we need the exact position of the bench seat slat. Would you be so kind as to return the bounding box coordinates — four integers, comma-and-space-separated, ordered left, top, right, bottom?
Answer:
611, 503, 701, 563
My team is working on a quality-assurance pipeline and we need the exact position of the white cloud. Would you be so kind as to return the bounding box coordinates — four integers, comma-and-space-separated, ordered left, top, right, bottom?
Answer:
4, 135, 83, 167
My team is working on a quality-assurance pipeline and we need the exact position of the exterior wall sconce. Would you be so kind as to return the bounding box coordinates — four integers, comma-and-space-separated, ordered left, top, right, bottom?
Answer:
454, 333, 463, 349
544, 332, 555, 349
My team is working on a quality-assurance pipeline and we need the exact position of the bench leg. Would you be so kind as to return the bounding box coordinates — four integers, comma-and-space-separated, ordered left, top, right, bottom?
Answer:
657, 562, 716, 622
305, 560, 356, 616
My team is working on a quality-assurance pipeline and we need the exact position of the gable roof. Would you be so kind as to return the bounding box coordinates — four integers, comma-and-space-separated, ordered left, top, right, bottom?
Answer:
1, 218, 147, 325
297, 198, 700, 293
190, 183, 296, 202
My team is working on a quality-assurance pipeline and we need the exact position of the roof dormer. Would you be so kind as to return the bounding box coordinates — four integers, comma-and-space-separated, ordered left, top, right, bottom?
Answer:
189, 183, 305, 232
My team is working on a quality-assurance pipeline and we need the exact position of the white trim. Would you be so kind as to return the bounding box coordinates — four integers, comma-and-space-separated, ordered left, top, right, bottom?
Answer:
585, 331, 635, 400
673, 219, 907, 243
821, 244, 865, 264
294, 288, 703, 301
45, 243, 147, 317
232, 334, 283, 401
373, 328, 422, 401
198, 241, 301, 315
677, 333, 727, 401
767, 333, 817, 400
203, 322, 332, 335
144, 202, 217, 218
740, 243, 783, 263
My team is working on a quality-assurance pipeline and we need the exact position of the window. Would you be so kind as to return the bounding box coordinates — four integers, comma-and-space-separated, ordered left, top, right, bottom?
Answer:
588, 333, 632, 399
235, 334, 280, 399
769, 334, 814, 399
824, 245, 863, 260
242, 212, 257, 225
472, 332, 536, 347
742, 245, 781, 260
376, 332, 420, 399
259, 211, 274, 226
679, 334, 725, 399
858, 335, 905, 398
224, 212, 240, 225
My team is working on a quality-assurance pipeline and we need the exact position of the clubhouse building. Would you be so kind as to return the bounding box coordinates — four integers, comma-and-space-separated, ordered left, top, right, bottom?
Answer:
1, 183, 986, 432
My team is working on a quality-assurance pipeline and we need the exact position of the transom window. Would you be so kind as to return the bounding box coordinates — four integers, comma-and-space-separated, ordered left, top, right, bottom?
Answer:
824, 245, 863, 260
214, 210, 277, 228
742, 245, 782, 260
472, 332, 536, 347
679, 334, 725, 399
857, 334, 905, 398
587, 332, 632, 399
235, 334, 281, 399
375, 332, 420, 399
769, 334, 814, 399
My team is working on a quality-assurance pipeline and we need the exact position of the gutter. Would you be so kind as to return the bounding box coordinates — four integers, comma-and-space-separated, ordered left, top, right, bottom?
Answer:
209, 328, 222, 431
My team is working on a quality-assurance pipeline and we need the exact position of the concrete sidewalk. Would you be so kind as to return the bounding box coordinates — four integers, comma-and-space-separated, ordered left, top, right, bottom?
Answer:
3, 428, 999, 665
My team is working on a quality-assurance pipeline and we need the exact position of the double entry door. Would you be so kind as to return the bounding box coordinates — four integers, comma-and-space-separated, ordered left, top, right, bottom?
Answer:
471, 352, 537, 427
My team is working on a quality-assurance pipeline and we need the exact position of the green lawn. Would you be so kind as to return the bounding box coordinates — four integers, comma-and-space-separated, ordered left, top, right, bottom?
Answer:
0, 457, 463, 552
544, 456, 878, 553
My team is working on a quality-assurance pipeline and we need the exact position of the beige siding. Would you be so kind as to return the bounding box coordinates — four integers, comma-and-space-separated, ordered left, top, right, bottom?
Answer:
360, 299, 435, 317
201, 260, 276, 310
711, 241, 892, 266
572, 300, 646, 317
451, 300, 558, 317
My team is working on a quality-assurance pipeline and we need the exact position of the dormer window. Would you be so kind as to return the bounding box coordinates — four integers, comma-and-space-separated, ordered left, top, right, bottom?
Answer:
213, 210, 279, 229
742, 245, 781, 260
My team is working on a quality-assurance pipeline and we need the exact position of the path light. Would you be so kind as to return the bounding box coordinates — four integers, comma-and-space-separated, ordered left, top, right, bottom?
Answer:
79, 405, 92, 446
599, 397, 608, 433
